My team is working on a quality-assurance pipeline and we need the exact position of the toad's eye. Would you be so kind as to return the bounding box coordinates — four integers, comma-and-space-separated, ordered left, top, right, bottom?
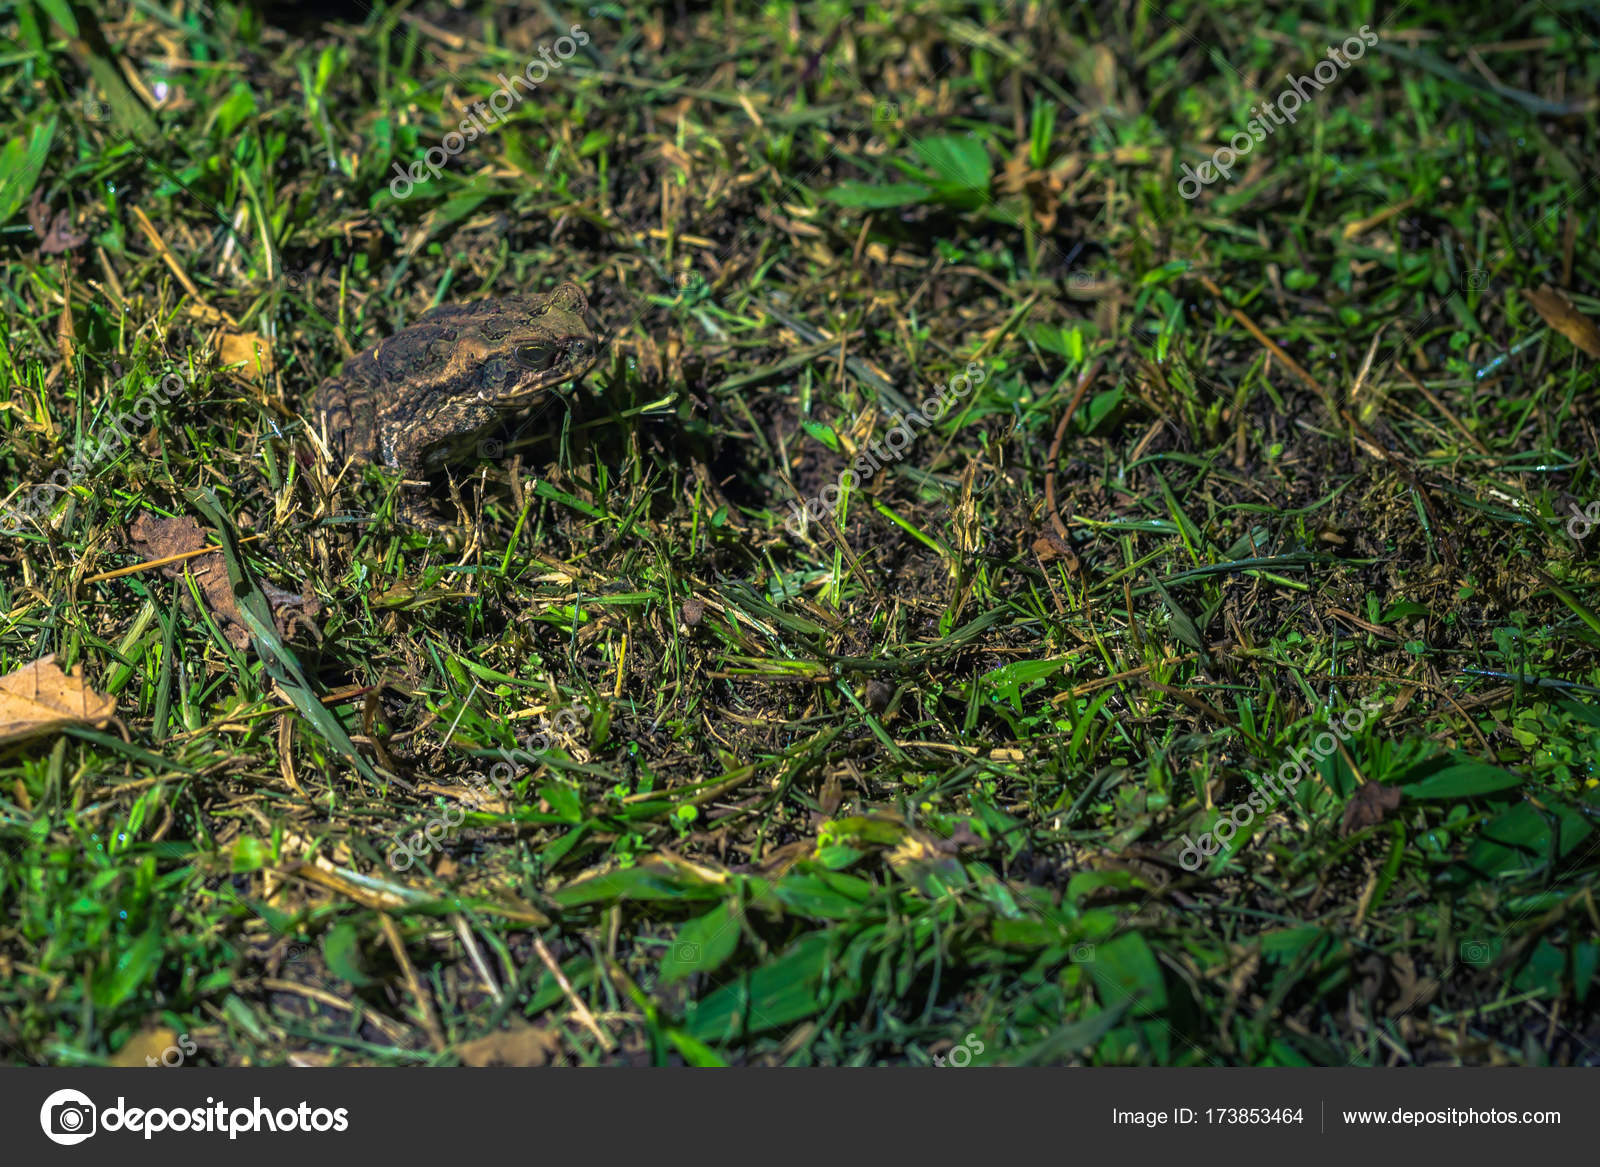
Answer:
515, 344, 559, 370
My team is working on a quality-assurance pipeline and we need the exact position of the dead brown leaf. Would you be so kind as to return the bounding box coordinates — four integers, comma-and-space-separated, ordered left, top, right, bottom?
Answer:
997, 150, 1080, 234
1031, 526, 1080, 570
817, 770, 844, 817
1341, 780, 1403, 835
128, 513, 321, 649
130, 513, 249, 648
1352, 950, 1439, 1019
0, 654, 115, 747
26, 192, 88, 257
220, 330, 275, 381
1524, 285, 1600, 359
454, 1025, 562, 1067
1087, 43, 1118, 107
1385, 952, 1439, 1017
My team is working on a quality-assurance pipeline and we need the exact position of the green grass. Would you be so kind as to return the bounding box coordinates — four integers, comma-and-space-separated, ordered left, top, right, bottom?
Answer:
2, 0, 1600, 1066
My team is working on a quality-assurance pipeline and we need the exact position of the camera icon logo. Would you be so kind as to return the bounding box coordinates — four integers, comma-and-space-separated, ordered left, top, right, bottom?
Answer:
931, 1033, 985, 1068
674, 941, 701, 964
477, 438, 504, 459
1071, 942, 1096, 962
1458, 938, 1500, 965
39, 1088, 97, 1145
1462, 269, 1489, 291
871, 101, 899, 127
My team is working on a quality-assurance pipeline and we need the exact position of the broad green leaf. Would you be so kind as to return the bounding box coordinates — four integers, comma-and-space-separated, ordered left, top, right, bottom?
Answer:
323, 922, 375, 987
215, 83, 258, 137
813, 842, 863, 869
1379, 600, 1430, 622
1511, 938, 1564, 997
230, 836, 270, 873
1066, 870, 1142, 903
1258, 925, 1325, 962
1573, 942, 1598, 1003
1402, 760, 1521, 799
221, 995, 271, 1043
685, 930, 838, 1041
550, 863, 723, 909
663, 1028, 727, 1067
1012, 1002, 1129, 1065
93, 927, 163, 1010
433, 192, 490, 229
801, 419, 840, 451
313, 45, 341, 96
538, 823, 589, 869
0, 117, 55, 226
660, 902, 741, 984
1545, 578, 1600, 639
34, 0, 78, 35
973, 868, 1024, 918
909, 135, 991, 208
1463, 801, 1593, 879
978, 658, 1067, 711
823, 180, 931, 208
1556, 697, 1600, 729
991, 918, 1060, 947
1083, 386, 1123, 432
817, 816, 905, 848
537, 782, 583, 824
769, 870, 873, 919
1026, 322, 1074, 356
1027, 98, 1057, 169
1088, 932, 1168, 1018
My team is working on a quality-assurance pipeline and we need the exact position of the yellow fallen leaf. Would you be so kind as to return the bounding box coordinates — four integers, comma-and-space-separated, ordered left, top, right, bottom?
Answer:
0, 654, 115, 746
220, 330, 274, 381
1525, 285, 1600, 359
109, 1028, 179, 1068
454, 1026, 562, 1067
887, 832, 966, 895
888, 834, 941, 868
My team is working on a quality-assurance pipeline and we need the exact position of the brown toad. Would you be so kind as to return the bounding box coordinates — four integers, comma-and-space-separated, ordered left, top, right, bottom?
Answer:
314, 283, 598, 514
